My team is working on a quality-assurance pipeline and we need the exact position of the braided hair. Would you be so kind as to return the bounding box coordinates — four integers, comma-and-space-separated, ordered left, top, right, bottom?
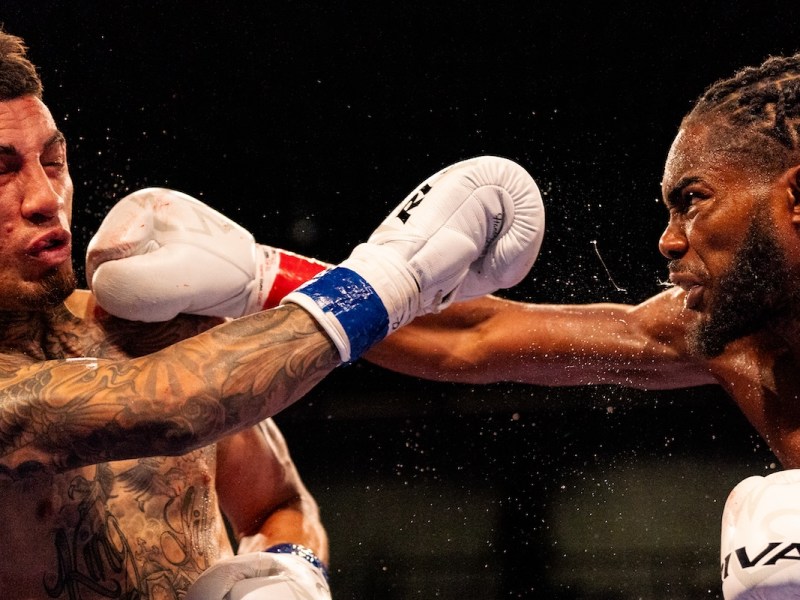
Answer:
684, 53, 800, 176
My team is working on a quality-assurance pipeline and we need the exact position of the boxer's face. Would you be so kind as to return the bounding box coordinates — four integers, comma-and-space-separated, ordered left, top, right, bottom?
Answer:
659, 120, 799, 357
0, 95, 75, 311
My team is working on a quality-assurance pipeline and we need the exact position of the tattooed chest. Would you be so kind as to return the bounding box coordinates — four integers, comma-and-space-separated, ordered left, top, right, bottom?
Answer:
0, 450, 224, 600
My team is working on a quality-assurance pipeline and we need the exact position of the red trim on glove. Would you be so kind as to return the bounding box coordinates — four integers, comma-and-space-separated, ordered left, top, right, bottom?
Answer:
264, 252, 328, 309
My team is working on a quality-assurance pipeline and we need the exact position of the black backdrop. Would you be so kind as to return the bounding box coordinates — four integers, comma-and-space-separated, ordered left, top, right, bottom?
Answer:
2, 2, 799, 598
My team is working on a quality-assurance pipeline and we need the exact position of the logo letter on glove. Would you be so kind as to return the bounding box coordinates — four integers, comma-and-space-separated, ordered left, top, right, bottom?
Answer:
397, 183, 431, 224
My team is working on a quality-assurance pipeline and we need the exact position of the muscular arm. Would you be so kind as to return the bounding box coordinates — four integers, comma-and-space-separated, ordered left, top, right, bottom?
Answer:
0, 305, 340, 475
366, 288, 716, 390
216, 419, 328, 563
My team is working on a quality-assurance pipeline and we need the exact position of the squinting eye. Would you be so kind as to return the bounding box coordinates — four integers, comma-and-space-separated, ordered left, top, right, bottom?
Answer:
42, 141, 67, 171
677, 190, 709, 214
685, 190, 708, 203
0, 157, 19, 176
42, 155, 66, 171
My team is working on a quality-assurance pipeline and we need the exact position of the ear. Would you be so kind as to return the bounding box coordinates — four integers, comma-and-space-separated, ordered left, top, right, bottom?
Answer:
788, 164, 800, 225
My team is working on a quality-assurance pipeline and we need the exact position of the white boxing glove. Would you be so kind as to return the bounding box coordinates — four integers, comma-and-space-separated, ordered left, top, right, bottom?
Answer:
85, 188, 329, 322
721, 470, 800, 599
186, 544, 330, 600
283, 155, 544, 362
374, 154, 545, 302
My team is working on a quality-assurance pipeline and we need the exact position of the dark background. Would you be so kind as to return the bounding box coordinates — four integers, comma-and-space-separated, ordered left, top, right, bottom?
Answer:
2, 2, 798, 598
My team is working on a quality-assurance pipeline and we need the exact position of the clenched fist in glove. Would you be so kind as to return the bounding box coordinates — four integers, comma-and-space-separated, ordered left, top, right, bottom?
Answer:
88, 156, 545, 362
283, 155, 544, 360
721, 470, 800, 599
186, 544, 330, 600
85, 188, 329, 322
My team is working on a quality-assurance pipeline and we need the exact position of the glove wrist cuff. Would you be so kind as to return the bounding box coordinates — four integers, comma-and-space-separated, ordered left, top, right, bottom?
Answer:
282, 266, 391, 362
264, 543, 330, 582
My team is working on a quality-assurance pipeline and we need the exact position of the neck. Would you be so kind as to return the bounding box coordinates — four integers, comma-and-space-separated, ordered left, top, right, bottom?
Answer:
760, 306, 800, 363
0, 303, 71, 360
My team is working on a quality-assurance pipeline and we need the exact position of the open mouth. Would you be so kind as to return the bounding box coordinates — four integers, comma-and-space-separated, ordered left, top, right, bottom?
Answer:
668, 271, 707, 311
683, 284, 704, 310
27, 231, 72, 266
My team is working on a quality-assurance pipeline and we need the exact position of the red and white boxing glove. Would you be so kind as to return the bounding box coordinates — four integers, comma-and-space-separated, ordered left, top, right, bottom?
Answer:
88, 157, 545, 363
283, 155, 545, 361
720, 470, 800, 599
85, 188, 329, 322
186, 544, 330, 600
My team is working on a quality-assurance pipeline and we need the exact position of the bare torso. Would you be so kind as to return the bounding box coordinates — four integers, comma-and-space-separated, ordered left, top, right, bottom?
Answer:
0, 291, 232, 600
710, 336, 800, 469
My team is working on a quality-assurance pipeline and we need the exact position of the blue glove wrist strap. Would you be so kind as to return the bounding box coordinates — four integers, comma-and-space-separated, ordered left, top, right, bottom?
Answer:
293, 266, 389, 361
264, 543, 330, 582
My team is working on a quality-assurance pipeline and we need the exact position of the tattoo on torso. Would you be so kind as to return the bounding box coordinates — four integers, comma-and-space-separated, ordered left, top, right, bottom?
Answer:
0, 309, 227, 599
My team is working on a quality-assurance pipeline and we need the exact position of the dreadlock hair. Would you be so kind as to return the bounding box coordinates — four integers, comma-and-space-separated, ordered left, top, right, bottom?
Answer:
684, 53, 800, 177
0, 28, 42, 100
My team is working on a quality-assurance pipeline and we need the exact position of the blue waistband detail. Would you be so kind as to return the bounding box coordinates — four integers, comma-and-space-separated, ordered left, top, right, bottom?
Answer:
264, 543, 330, 582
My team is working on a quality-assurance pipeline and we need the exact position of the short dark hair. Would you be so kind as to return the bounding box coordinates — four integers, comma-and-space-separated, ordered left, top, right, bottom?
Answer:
0, 28, 43, 100
684, 53, 800, 177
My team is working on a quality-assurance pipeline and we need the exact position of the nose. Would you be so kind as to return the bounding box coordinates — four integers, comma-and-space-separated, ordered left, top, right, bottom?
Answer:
658, 217, 688, 260
20, 164, 64, 224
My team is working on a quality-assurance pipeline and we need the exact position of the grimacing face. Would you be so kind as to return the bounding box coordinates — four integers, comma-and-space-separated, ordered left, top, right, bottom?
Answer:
0, 95, 75, 311
686, 206, 797, 357
660, 121, 800, 357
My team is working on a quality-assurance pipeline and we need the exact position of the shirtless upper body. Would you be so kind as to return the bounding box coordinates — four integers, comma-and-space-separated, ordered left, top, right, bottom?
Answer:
367, 58, 800, 470
0, 35, 335, 599
0, 290, 327, 599
0, 25, 549, 600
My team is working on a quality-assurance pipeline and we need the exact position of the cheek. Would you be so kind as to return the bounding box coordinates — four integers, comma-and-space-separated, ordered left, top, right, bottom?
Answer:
61, 176, 74, 225
686, 213, 744, 269
0, 228, 15, 264
697, 198, 753, 245
0, 213, 16, 236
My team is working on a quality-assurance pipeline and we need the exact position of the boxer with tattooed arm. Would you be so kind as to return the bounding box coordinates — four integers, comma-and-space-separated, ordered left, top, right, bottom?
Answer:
0, 27, 546, 599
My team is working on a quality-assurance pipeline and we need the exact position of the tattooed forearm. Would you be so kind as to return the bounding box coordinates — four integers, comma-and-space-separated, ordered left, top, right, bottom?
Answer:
0, 305, 339, 474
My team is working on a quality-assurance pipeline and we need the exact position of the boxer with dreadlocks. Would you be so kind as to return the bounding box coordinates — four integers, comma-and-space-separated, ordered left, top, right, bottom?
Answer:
365, 52, 800, 599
